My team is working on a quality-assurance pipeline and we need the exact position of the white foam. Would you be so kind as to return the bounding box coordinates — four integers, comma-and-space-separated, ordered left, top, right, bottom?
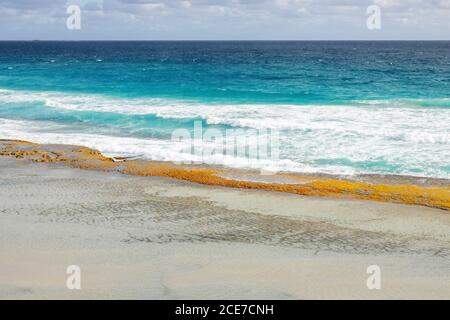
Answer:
1, 88, 450, 178
0, 118, 312, 174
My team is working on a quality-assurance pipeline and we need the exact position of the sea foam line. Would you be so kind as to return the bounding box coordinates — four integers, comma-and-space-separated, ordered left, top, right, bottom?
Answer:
1, 88, 450, 178
1, 88, 450, 134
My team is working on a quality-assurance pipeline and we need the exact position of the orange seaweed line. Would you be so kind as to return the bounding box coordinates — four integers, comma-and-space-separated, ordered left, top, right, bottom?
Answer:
1, 139, 449, 211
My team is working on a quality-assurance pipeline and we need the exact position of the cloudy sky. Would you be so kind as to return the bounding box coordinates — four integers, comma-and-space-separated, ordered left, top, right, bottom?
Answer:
0, 0, 449, 40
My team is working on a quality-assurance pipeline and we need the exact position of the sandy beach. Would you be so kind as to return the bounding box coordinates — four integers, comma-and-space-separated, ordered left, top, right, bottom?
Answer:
0, 151, 449, 299
1, 18, 450, 304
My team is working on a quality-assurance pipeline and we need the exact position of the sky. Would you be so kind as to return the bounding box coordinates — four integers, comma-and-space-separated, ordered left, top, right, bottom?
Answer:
0, 0, 449, 40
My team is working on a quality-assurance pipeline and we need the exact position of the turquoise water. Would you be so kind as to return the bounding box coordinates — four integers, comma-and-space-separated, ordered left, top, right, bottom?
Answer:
0, 41, 449, 178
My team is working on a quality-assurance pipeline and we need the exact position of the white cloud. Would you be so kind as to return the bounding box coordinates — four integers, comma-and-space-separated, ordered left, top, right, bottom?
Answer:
180, 0, 191, 8
0, 0, 449, 39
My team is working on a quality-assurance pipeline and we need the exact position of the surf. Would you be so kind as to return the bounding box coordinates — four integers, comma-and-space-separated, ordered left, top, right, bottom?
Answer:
0, 88, 449, 178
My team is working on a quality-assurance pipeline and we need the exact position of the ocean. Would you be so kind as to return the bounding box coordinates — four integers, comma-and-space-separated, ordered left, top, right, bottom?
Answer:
0, 41, 449, 178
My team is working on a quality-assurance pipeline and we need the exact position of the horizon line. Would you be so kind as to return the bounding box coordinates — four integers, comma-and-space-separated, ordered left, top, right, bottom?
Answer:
1, 39, 450, 42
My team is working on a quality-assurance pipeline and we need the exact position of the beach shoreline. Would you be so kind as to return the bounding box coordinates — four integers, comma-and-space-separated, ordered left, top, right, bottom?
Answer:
1, 139, 449, 211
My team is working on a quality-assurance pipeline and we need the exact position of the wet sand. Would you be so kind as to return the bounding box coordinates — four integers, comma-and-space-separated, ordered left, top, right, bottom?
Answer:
0, 156, 449, 299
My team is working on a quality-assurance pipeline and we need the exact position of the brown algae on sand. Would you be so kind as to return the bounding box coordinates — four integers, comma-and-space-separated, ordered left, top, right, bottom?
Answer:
1, 139, 449, 211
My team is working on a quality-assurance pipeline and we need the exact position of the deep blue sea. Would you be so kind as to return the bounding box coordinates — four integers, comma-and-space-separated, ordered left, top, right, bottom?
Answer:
0, 41, 449, 178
